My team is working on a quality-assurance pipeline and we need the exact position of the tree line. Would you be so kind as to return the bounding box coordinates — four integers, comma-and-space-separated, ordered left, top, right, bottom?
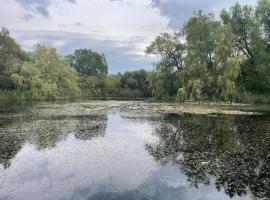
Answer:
0, 28, 151, 100
0, 0, 269, 103
146, 0, 270, 103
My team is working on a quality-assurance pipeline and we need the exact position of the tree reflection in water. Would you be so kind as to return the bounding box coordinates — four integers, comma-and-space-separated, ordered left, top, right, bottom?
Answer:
74, 114, 107, 140
146, 113, 270, 199
0, 114, 108, 169
0, 131, 25, 169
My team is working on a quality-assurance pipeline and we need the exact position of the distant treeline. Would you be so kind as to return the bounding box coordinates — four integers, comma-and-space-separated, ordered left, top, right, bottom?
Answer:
0, 29, 151, 101
0, 0, 270, 103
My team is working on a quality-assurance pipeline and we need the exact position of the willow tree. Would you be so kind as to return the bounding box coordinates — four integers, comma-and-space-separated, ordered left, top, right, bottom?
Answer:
184, 11, 220, 99
221, 4, 257, 92
217, 58, 243, 101
12, 45, 80, 98
213, 25, 243, 101
0, 28, 26, 89
221, 2, 270, 94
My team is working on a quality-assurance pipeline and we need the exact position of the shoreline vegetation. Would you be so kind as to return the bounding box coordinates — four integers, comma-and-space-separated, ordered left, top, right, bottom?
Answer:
0, 1, 269, 105
0, 99, 269, 118
1, 92, 270, 104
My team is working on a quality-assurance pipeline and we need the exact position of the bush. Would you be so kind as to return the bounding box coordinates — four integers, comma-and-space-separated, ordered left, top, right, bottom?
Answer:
186, 79, 203, 101
176, 88, 185, 102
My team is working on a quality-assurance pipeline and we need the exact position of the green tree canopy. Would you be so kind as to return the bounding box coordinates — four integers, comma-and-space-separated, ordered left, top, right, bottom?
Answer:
256, 0, 270, 42
0, 27, 26, 89
145, 1, 270, 102
146, 32, 186, 72
11, 45, 80, 98
120, 69, 151, 96
69, 49, 108, 76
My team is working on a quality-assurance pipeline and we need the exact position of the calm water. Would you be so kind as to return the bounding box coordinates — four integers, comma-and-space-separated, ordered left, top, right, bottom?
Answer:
0, 101, 269, 200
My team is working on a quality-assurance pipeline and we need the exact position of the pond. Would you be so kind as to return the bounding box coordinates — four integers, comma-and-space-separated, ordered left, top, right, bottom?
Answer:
0, 100, 269, 200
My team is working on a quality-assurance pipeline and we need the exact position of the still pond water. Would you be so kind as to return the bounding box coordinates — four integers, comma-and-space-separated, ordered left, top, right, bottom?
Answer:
0, 100, 269, 200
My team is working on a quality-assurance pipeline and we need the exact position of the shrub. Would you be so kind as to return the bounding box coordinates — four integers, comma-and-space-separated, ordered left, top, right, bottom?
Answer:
176, 88, 185, 102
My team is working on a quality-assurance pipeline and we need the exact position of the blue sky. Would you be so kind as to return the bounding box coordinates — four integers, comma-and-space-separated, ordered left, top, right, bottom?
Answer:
1, 0, 256, 74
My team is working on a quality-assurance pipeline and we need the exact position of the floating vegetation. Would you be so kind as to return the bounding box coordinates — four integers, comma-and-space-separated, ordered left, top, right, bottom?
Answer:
0, 100, 269, 200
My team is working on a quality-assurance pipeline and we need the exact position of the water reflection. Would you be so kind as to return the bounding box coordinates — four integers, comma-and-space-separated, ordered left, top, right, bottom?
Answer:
0, 113, 108, 170
0, 101, 270, 200
0, 131, 24, 169
146, 113, 270, 199
74, 115, 108, 140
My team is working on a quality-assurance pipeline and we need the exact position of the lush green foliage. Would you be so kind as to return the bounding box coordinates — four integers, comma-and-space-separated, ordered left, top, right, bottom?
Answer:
11, 45, 80, 99
145, 33, 185, 99
69, 49, 108, 76
120, 70, 151, 97
0, 29, 150, 100
0, 0, 269, 103
0, 30, 80, 100
0, 28, 26, 90
176, 88, 185, 102
78, 70, 150, 98
146, 0, 270, 102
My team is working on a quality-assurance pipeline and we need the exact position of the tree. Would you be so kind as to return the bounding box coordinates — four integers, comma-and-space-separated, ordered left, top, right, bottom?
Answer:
0, 27, 26, 89
78, 76, 105, 97
213, 25, 244, 101
254, 0, 270, 94
147, 71, 166, 99
176, 88, 185, 102
184, 11, 220, 74
183, 11, 221, 99
11, 45, 80, 98
220, 4, 258, 65
221, 3, 270, 94
256, 0, 270, 42
32, 45, 80, 97
69, 49, 108, 76
146, 32, 186, 71
146, 2, 270, 102
145, 33, 185, 99
120, 69, 150, 96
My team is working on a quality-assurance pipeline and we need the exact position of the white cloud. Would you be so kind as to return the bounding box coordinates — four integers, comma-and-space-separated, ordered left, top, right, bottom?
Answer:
0, 0, 258, 73
1, 0, 167, 73
150, 0, 257, 29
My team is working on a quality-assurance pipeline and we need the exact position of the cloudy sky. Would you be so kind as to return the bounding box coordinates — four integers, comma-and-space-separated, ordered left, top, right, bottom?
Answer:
0, 0, 256, 74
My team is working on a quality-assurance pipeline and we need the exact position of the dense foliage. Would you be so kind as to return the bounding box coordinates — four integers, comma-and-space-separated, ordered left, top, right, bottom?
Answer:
0, 29, 149, 100
78, 70, 150, 98
0, 29, 80, 100
0, 28, 26, 90
0, 0, 269, 103
69, 49, 108, 76
146, 0, 270, 103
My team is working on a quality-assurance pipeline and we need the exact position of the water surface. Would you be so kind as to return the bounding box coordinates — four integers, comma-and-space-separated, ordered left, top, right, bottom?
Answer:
0, 101, 269, 200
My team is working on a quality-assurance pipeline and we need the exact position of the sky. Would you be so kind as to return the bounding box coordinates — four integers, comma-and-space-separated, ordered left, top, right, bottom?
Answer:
0, 0, 256, 74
